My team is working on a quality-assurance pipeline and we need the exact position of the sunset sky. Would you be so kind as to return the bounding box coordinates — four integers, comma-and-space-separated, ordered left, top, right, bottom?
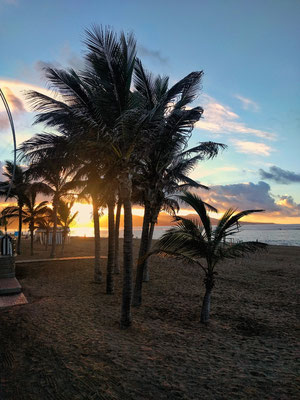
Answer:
0, 0, 299, 224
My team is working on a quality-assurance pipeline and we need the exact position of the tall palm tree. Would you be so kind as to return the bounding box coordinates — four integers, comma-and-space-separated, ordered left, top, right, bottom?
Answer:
152, 192, 267, 323
23, 26, 152, 328
57, 199, 78, 255
131, 60, 226, 306
0, 161, 31, 254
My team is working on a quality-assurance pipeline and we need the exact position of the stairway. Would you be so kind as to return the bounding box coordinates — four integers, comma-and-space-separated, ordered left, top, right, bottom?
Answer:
0, 255, 27, 308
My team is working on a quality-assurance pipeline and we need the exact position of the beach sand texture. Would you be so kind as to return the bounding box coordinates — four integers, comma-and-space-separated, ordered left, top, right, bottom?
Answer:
0, 238, 299, 399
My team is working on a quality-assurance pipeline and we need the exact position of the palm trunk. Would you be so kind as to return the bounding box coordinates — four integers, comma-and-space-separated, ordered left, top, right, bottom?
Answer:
61, 227, 67, 256
143, 220, 155, 282
45, 230, 49, 251
106, 201, 115, 294
16, 203, 23, 255
132, 203, 151, 307
50, 197, 58, 258
30, 222, 34, 256
92, 197, 102, 283
200, 274, 214, 323
120, 172, 133, 329
113, 199, 122, 274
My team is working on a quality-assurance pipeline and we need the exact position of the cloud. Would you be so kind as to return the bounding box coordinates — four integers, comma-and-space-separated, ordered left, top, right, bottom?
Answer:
0, 78, 56, 113
1, 87, 25, 112
231, 140, 274, 156
0, 87, 26, 131
137, 45, 168, 64
259, 166, 300, 184
234, 94, 259, 112
196, 94, 276, 140
192, 181, 300, 217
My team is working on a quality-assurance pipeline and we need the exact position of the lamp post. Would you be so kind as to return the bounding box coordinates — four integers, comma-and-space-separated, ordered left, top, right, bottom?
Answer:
0, 87, 17, 199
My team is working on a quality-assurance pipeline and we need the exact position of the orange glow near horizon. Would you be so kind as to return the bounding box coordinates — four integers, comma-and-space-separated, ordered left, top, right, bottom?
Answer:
1, 201, 300, 229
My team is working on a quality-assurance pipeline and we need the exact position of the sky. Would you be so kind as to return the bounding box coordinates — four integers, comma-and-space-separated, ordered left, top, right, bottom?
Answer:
0, 0, 300, 224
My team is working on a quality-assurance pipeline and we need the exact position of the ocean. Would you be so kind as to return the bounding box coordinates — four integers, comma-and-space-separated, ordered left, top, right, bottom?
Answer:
70, 224, 300, 247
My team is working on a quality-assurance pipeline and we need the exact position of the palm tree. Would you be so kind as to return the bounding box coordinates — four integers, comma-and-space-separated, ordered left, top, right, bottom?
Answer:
0, 212, 9, 234
0, 162, 32, 254
23, 26, 151, 328
36, 210, 54, 251
57, 199, 78, 255
131, 60, 226, 306
3, 186, 50, 256
152, 192, 267, 323
28, 161, 79, 258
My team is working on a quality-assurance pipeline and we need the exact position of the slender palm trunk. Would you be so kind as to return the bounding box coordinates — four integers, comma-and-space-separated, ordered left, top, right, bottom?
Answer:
45, 231, 49, 251
30, 222, 34, 256
17, 202, 23, 255
113, 199, 122, 274
120, 172, 133, 329
106, 201, 115, 294
132, 203, 151, 307
143, 220, 155, 282
200, 274, 214, 323
92, 197, 102, 283
50, 197, 58, 258
61, 227, 67, 256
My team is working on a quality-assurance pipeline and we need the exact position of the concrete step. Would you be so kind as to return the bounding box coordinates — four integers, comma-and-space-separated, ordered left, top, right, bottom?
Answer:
0, 292, 27, 308
0, 267, 15, 273
0, 273, 15, 279
0, 278, 22, 295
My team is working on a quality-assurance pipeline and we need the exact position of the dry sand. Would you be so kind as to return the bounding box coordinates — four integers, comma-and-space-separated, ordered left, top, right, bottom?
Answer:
0, 237, 299, 399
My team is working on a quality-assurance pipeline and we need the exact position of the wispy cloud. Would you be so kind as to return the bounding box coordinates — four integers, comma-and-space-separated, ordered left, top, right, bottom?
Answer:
231, 140, 274, 156
234, 94, 259, 112
259, 166, 300, 184
196, 94, 275, 140
0, 78, 55, 113
137, 45, 168, 64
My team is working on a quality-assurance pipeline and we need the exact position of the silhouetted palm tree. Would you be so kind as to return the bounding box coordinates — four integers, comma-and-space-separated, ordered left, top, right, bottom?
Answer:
0, 161, 31, 254
28, 161, 79, 258
3, 186, 50, 255
23, 26, 152, 328
36, 209, 54, 251
153, 192, 267, 323
57, 199, 78, 255
131, 60, 226, 306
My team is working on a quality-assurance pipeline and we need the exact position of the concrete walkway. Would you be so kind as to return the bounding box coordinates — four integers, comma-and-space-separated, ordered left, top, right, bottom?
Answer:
16, 255, 107, 264
0, 292, 28, 308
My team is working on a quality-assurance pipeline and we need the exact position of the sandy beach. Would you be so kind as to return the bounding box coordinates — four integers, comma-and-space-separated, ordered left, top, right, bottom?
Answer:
0, 237, 299, 399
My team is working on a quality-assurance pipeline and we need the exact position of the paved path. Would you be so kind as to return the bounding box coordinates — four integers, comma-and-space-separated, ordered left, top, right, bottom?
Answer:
16, 256, 107, 264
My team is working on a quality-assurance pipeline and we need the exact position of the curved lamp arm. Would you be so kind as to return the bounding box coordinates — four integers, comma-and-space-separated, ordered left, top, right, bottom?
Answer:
0, 87, 17, 200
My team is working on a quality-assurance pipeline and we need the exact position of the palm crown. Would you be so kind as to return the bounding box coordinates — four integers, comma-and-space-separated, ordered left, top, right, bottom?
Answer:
153, 191, 267, 323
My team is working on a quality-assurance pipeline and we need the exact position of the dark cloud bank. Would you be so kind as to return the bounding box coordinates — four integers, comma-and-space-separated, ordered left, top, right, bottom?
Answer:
195, 181, 300, 217
259, 166, 300, 184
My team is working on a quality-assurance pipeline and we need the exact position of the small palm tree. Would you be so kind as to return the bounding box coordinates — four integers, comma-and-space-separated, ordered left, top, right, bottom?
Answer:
0, 212, 9, 234
153, 192, 267, 323
28, 161, 79, 258
57, 200, 78, 255
36, 210, 54, 251
3, 188, 50, 256
0, 161, 31, 254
